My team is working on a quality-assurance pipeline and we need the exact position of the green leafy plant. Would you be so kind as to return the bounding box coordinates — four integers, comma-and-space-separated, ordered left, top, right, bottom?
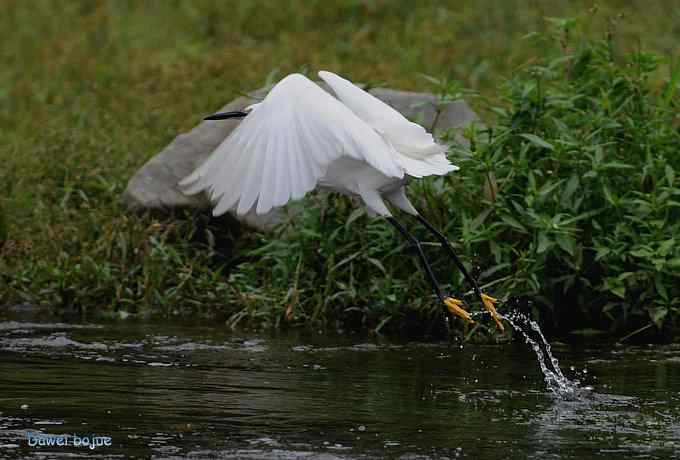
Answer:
228, 18, 680, 338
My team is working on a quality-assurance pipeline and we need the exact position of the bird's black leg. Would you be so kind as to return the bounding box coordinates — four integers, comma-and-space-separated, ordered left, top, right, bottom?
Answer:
414, 213, 504, 331
386, 217, 444, 303
414, 214, 483, 301
387, 216, 475, 326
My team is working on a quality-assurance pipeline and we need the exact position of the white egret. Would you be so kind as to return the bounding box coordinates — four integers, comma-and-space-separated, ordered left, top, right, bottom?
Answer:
179, 71, 503, 330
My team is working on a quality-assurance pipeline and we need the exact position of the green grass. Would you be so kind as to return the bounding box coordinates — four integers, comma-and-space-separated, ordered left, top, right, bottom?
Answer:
1, 1, 679, 340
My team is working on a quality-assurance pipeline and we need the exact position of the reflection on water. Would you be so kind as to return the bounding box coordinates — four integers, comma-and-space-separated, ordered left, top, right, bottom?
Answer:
0, 318, 679, 459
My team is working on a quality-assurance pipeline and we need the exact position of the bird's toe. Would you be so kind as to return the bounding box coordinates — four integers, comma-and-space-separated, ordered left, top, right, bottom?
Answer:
481, 293, 505, 332
443, 297, 475, 325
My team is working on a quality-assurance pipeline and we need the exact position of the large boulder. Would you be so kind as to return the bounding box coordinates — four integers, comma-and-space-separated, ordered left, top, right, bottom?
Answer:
121, 83, 480, 231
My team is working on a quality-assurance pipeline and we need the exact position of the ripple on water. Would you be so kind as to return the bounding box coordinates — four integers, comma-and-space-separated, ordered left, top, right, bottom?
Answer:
0, 333, 109, 351
0, 321, 103, 332
2, 319, 680, 459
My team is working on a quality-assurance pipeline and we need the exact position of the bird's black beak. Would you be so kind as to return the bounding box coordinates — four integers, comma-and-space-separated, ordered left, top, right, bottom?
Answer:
204, 111, 249, 120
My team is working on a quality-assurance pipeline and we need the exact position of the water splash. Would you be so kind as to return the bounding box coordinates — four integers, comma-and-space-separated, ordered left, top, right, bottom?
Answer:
472, 310, 579, 399
526, 315, 571, 384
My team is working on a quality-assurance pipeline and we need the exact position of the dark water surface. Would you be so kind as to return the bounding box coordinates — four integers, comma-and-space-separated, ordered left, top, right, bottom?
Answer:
1, 318, 679, 459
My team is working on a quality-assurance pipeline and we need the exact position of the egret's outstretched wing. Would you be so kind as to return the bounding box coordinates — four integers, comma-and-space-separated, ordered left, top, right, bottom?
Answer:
179, 74, 404, 216
318, 71, 458, 178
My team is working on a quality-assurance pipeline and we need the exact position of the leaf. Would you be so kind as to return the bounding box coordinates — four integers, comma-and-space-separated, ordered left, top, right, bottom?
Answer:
344, 208, 365, 230
611, 286, 626, 299
374, 315, 392, 334
366, 257, 386, 275
665, 165, 676, 186
419, 74, 442, 86
470, 207, 493, 232
489, 107, 509, 118
595, 246, 611, 261
522, 31, 544, 41
658, 239, 675, 257
511, 200, 526, 214
500, 214, 526, 232
489, 240, 502, 263
300, 228, 322, 239
603, 185, 615, 205
555, 234, 575, 256
537, 232, 552, 254
562, 209, 602, 225
538, 179, 563, 199
480, 263, 511, 280
655, 274, 669, 301
519, 133, 555, 151
630, 248, 653, 258
617, 272, 636, 282
545, 16, 578, 30
602, 161, 634, 170
663, 56, 680, 107
648, 307, 668, 329
329, 252, 361, 273
561, 174, 579, 207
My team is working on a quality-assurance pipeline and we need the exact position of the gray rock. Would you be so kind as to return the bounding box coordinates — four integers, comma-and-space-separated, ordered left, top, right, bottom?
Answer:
121, 83, 480, 232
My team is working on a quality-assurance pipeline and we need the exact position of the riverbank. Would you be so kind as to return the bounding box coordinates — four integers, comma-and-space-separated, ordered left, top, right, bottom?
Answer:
2, 2, 679, 341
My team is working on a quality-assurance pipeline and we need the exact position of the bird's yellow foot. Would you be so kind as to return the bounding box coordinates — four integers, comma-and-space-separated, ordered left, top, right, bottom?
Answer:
444, 297, 475, 325
481, 293, 504, 332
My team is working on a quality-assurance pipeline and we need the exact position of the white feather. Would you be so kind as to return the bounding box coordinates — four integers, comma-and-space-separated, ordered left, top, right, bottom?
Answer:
180, 73, 405, 216
318, 71, 447, 160
180, 71, 461, 218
